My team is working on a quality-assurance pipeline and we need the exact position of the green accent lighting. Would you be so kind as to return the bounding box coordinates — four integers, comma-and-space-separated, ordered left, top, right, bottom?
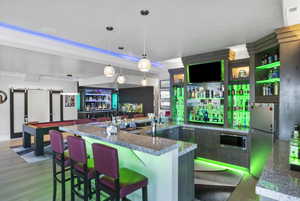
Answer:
196, 157, 249, 174
256, 61, 281, 70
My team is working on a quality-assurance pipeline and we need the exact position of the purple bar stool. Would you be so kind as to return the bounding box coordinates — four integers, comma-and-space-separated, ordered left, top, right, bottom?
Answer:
67, 136, 95, 201
49, 130, 71, 201
92, 143, 148, 201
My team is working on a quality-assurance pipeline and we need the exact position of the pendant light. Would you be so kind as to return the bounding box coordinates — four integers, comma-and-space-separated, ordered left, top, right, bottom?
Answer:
104, 64, 115, 77
104, 26, 116, 77
138, 10, 152, 72
117, 68, 126, 84
117, 75, 126, 84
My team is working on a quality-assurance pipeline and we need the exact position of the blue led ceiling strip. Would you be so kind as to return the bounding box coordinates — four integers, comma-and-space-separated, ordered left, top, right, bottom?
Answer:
0, 21, 161, 67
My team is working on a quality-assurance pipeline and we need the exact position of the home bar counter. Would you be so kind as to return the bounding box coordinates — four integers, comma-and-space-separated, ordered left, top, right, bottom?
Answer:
60, 122, 197, 201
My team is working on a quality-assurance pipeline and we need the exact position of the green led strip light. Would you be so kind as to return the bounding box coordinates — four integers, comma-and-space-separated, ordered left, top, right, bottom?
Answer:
256, 61, 280, 70
196, 157, 249, 174
256, 78, 280, 84
221, 60, 225, 81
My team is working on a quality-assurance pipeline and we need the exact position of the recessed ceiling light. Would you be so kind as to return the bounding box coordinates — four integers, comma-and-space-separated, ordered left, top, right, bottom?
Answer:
106, 26, 114, 31
140, 10, 150, 16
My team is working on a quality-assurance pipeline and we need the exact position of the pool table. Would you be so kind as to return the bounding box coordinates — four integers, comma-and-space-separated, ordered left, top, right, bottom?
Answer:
22, 120, 93, 156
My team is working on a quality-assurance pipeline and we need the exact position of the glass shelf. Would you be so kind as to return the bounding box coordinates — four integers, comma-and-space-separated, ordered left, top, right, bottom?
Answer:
189, 119, 224, 125
85, 100, 110, 103
187, 97, 224, 100
86, 94, 108, 96
256, 61, 280, 70
256, 78, 280, 84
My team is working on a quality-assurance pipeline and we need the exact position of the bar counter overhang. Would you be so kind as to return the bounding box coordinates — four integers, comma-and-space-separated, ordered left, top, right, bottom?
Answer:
60, 122, 197, 201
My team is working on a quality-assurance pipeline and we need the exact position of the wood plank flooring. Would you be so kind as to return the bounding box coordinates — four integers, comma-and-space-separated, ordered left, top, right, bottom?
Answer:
0, 140, 259, 201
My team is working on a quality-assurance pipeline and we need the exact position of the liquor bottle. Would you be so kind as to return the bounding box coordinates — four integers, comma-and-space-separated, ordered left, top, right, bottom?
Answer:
268, 54, 273, 64
232, 87, 235, 96
262, 85, 267, 96
221, 84, 225, 98
263, 54, 268, 65
290, 125, 300, 169
261, 55, 266, 65
239, 85, 244, 96
274, 82, 279, 96
211, 89, 214, 98
269, 69, 273, 79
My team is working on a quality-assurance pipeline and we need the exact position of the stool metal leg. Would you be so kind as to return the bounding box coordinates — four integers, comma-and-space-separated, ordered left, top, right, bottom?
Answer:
84, 174, 89, 201
52, 157, 57, 201
88, 180, 92, 199
95, 174, 100, 201
70, 168, 75, 201
142, 186, 148, 201
61, 165, 65, 201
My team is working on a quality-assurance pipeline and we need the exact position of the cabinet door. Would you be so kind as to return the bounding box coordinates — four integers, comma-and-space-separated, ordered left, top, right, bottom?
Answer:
167, 127, 180, 140
195, 128, 220, 159
180, 127, 196, 143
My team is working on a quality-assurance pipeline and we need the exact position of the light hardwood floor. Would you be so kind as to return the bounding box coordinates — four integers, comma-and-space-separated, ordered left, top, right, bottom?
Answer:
0, 140, 259, 201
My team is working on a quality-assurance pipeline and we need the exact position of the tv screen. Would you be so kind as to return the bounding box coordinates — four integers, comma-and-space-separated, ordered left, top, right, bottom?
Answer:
188, 61, 223, 83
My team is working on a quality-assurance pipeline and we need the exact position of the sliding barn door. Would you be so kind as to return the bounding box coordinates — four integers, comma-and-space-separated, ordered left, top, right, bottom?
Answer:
27, 90, 50, 122
10, 91, 26, 138
52, 93, 61, 121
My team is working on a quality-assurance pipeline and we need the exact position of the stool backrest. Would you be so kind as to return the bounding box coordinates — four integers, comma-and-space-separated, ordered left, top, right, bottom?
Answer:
67, 136, 87, 164
92, 143, 119, 179
49, 130, 64, 154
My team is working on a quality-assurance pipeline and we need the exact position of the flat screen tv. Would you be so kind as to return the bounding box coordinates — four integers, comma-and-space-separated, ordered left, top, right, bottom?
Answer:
188, 61, 223, 83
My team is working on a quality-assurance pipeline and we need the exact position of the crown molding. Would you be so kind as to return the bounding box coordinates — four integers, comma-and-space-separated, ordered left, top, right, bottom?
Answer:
276, 24, 300, 44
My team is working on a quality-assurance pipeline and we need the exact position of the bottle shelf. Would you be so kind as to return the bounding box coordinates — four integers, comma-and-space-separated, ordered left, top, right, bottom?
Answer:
187, 97, 224, 100
189, 119, 224, 125
256, 78, 280, 84
85, 100, 110, 103
256, 61, 280, 70
85, 94, 109, 96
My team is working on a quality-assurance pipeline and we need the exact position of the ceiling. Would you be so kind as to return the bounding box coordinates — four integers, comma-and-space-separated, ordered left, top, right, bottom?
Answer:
0, 0, 284, 63
0, 44, 155, 79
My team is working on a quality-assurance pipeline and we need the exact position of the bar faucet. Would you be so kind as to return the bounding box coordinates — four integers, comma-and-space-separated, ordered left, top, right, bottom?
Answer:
151, 117, 156, 137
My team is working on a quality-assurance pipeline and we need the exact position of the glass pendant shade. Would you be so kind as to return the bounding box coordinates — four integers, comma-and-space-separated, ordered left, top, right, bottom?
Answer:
104, 65, 115, 77
117, 75, 126, 84
138, 58, 152, 72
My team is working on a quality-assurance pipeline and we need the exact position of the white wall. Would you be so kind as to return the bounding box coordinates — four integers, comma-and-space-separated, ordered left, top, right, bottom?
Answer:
0, 72, 78, 141
283, 0, 300, 26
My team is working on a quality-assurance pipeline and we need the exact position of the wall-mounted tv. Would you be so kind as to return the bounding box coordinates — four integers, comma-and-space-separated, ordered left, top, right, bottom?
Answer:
188, 60, 224, 83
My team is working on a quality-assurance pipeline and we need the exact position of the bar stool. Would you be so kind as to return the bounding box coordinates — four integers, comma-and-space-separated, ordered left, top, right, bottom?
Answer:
67, 136, 95, 201
49, 130, 71, 201
92, 143, 148, 201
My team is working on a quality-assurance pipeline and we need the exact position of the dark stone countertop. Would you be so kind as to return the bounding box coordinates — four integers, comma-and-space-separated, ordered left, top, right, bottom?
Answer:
256, 140, 300, 201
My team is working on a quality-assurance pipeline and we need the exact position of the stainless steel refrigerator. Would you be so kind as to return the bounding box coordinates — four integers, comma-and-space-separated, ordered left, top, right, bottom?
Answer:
250, 103, 279, 178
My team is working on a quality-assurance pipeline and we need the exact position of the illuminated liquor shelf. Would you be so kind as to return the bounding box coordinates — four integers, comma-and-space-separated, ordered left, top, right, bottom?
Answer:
256, 78, 280, 84
256, 61, 280, 70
